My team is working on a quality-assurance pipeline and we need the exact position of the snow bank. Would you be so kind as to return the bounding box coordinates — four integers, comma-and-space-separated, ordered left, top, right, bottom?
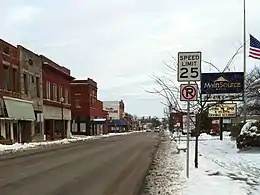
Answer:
237, 120, 260, 149
176, 143, 187, 150
145, 130, 260, 194
240, 121, 255, 134
170, 131, 220, 142
183, 138, 260, 194
0, 131, 140, 154
199, 133, 216, 140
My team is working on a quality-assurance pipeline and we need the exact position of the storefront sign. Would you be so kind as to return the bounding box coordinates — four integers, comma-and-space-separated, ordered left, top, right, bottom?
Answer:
208, 103, 237, 118
104, 107, 118, 113
201, 72, 244, 101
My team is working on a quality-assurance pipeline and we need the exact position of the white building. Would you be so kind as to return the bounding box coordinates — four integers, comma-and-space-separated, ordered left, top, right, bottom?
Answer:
103, 101, 120, 120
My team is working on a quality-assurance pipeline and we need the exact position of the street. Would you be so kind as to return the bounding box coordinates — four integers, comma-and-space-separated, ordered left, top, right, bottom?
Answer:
0, 132, 159, 195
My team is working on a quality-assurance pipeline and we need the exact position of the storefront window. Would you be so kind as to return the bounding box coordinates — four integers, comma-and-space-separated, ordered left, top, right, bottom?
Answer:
4, 122, 11, 140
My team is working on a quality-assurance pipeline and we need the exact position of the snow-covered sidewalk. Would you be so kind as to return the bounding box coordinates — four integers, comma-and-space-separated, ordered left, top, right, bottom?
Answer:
144, 130, 260, 195
183, 135, 260, 195
0, 131, 141, 155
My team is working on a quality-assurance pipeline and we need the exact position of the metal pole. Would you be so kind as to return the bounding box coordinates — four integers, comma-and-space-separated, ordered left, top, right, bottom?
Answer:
39, 113, 42, 139
61, 102, 64, 139
243, 0, 247, 124
186, 81, 190, 178
220, 118, 223, 140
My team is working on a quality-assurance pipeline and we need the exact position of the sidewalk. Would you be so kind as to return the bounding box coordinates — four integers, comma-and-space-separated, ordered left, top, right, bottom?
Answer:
143, 132, 186, 195
143, 130, 260, 195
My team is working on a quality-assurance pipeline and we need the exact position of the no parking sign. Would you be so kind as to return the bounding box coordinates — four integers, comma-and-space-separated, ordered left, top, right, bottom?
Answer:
180, 84, 198, 101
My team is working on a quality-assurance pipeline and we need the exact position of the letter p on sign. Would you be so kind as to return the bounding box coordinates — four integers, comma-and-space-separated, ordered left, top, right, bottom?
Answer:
180, 84, 198, 101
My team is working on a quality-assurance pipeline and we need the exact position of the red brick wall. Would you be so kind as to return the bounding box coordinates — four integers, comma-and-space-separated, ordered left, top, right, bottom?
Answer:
93, 100, 107, 118
71, 83, 90, 117
0, 39, 20, 99
71, 80, 106, 119
41, 55, 73, 109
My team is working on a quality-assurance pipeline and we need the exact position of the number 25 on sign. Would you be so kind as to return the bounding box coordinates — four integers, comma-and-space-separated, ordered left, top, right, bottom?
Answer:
178, 52, 202, 82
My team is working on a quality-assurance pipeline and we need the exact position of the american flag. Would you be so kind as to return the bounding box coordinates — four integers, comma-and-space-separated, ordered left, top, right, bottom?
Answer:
249, 34, 260, 60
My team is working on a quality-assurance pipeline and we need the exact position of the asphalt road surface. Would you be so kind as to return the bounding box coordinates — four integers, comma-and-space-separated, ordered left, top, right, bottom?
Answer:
0, 132, 159, 195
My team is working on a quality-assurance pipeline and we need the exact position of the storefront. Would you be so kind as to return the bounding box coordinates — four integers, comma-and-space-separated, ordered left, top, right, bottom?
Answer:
0, 96, 35, 144
43, 105, 71, 140
90, 118, 107, 135
109, 119, 127, 133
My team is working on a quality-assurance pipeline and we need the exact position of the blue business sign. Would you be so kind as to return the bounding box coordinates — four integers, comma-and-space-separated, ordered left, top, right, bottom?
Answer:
201, 72, 244, 102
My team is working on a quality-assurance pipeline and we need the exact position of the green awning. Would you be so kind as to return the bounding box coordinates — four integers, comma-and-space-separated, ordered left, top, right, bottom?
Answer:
3, 96, 35, 121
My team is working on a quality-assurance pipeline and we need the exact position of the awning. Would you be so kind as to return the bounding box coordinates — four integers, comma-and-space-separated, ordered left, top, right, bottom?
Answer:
110, 119, 127, 126
91, 118, 106, 124
43, 105, 71, 120
3, 96, 35, 121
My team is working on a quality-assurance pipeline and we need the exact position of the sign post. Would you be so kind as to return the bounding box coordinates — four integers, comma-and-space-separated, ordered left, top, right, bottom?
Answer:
178, 51, 201, 178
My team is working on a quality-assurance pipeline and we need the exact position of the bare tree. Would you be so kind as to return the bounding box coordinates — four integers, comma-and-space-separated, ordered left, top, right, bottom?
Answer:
237, 66, 260, 115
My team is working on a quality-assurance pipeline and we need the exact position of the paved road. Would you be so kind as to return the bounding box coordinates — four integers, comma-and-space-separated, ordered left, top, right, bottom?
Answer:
0, 132, 159, 195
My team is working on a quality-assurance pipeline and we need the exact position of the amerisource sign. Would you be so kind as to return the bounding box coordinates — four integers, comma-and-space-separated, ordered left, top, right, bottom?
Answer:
201, 72, 244, 101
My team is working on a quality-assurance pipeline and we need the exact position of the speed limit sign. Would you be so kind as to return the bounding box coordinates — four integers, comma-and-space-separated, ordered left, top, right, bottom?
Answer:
178, 52, 201, 82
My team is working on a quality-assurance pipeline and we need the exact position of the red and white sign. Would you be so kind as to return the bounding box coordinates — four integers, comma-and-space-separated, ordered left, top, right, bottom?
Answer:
180, 84, 198, 101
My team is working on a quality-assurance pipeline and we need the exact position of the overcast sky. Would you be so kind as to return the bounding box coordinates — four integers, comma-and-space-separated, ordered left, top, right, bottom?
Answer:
1, 0, 260, 117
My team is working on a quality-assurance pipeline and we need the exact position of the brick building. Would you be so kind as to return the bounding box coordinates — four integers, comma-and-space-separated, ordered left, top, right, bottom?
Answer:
0, 40, 35, 144
18, 45, 43, 141
41, 55, 74, 140
71, 78, 108, 135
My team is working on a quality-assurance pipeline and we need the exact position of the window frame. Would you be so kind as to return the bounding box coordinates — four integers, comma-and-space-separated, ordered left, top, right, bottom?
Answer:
59, 86, 63, 100
3, 45, 9, 55
64, 88, 68, 104
23, 72, 28, 94
53, 84, 57, 101
36, 77, 40, 98
12, 67, 18, 92
3, 65, 10, 91
46, 81, 51, 100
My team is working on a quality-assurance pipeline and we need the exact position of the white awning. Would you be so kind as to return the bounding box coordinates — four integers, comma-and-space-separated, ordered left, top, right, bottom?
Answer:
3, 96, 35, 121
93, 118, 106, 122
43, 105, 71, 120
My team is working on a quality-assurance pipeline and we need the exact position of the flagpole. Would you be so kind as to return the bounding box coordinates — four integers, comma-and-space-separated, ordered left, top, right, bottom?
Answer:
243, 0, 247, 124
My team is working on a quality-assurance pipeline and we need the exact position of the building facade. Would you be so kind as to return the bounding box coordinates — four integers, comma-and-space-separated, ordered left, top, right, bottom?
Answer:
0, 40, 35, 144
41, 55, 74, 140
103, 100, 127, 132
18, 45, 43, 141
71, 78, 108, 136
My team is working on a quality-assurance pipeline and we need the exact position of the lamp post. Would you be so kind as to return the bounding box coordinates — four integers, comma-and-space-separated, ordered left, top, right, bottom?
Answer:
60, 97, 65, 139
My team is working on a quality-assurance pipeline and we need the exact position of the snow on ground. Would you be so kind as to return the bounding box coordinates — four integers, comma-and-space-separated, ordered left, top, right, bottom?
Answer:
0, 131, 141, 154
171, 131, 219, 142
144, 130, 260, 195
183, 136, 260, 195
143, 131, 186, 195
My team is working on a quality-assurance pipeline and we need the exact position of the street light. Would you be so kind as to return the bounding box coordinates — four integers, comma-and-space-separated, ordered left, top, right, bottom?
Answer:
60, 97, 65, 139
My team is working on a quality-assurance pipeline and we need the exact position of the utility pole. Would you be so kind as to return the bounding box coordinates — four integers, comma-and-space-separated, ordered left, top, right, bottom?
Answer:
243, 0, 247, 124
